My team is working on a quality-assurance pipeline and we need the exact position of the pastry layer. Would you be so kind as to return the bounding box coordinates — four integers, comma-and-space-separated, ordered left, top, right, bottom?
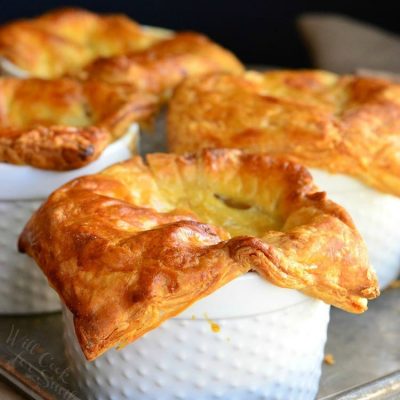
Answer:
168, 70, 400, 196
83, 32, 244, 98
0, 8, 170, 78
0, 77, 156, 169
19, 149, 378, 360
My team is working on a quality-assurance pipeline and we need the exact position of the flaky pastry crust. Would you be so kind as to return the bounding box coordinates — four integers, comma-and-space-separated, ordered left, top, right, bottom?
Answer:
168, 70, 400, 196
83, 32, 244, 98
0, 77, 157, 169
19, 149, 378, 360
0, 8, 169, 78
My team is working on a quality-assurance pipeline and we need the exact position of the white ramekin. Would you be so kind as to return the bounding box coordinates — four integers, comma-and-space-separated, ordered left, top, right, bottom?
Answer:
63, 274, 330, 400
0, 125, 138, 314
310, 168, 400, 289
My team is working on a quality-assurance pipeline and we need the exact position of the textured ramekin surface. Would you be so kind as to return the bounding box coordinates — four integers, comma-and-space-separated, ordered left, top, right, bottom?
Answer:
63, 275, 330, 400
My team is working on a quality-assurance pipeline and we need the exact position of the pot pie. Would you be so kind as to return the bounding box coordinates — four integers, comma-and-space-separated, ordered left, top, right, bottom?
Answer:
0, 8, 171, 78
168, 70, 400, 197
0, 77, 157, 170
19, 149, 379, 360
82, 32, 244, 98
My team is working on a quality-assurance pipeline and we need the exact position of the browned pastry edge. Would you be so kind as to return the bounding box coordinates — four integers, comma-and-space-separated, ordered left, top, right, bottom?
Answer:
0, 77, 158, 170
167, 70, 400, 196
19, 149, 378, 360
0, 126, 110, 170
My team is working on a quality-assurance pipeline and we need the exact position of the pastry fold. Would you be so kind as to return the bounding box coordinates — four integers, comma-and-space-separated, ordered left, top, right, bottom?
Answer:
82, 32, 244, 97
0, 77, 157, 169
168, 70, 400, 196
0, 8, 168, 78
19, 149, 379, 360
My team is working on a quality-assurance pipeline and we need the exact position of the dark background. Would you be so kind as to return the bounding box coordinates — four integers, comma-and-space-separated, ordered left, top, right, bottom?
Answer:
0, 0, 398, 67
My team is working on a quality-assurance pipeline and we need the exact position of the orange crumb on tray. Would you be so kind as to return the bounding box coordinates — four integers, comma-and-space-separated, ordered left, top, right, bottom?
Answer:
388, 280, 400, 289
324, 353, 335, 365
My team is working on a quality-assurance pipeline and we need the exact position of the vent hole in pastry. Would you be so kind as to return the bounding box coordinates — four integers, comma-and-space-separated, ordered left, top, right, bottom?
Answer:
214, 194, 252, 210
83, 101, 93, 120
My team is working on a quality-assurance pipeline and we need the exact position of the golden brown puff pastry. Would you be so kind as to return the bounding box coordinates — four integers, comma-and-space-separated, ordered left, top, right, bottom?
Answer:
82, 32, 244, 98
168, 70, 400, 197
0, 77, 157, 170
19, 149, 378, 360
0, 8, 170, 78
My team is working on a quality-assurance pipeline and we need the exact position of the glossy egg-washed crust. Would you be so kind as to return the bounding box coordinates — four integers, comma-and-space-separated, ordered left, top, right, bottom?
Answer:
19, 149, 379, 360
0, 77, 157, 170
0, 8, 169, 78
168, 70, 400, 196
83, 32, 244, 98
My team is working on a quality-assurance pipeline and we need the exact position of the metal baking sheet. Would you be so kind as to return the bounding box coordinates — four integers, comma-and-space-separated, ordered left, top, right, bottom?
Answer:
320, 370, 400, 400
1, 112, 400, 399
319, 286, 400, 399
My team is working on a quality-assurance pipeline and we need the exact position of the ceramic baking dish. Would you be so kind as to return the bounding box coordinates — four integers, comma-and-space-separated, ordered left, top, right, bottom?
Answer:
63, 273, 330, 400
0, 124, 138, 314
